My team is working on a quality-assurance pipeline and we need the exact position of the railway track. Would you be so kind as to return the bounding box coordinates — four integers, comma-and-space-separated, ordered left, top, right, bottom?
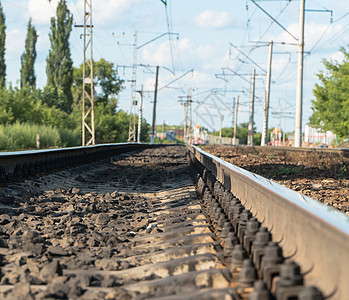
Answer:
0, 144, 348, 299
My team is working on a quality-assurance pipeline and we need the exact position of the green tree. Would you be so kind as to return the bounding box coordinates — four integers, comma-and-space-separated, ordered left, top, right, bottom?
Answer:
214, 123, 260, 145
72, 58, 123, 106
310, 46, 349, 138
94, 100, 126, 143
0, 1, 6, 88
0, 85, 67, 127
45, 0, 73, 112
236, 123, 249, 144
20, 19, 38, 88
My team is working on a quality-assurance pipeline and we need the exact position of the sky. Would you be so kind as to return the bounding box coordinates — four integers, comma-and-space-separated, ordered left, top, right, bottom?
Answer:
2, 0, 349, 134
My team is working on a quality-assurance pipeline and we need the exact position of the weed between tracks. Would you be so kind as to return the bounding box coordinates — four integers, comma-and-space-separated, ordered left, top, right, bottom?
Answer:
337, 165, 347, 181
269, 165, 301, 177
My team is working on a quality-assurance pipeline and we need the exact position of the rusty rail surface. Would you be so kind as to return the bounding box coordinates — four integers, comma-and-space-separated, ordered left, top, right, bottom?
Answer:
188, 145, 349, 299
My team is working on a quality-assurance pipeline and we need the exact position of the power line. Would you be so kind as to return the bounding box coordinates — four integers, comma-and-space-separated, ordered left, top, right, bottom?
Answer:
250, 0, 298, 41
230, 43, 267, 73
163, 0, 176, 73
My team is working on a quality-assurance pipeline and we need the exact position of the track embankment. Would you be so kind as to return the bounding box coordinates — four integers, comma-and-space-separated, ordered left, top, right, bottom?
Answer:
201, 145, 349, 213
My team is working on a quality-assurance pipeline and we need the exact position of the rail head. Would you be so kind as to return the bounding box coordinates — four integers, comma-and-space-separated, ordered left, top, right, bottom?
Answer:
0, 143, 153, 174
189, 145, 349, 299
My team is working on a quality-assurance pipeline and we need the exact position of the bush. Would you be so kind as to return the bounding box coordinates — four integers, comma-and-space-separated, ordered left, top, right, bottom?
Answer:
0, 122, 80, 151
58, 127, 81, 147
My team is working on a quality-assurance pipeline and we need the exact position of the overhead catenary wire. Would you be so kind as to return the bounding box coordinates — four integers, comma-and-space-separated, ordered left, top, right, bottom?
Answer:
230, 1, 293, 83
250, 0, 298, 41
163, 0, 176, 74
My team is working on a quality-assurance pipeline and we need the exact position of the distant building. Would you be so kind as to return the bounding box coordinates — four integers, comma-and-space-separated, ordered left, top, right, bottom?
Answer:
304, 125, 336, 145
193, 124, 209, 144
172, 129, 184, 141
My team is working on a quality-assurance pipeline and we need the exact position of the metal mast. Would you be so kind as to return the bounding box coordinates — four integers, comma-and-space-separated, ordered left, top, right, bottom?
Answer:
151, 66, 160, 144
183, 102, 188, 143
137, 85, 143, 143
82, 0, 94, 146
295, 0, 305, 147
219, 115, 223, 145
128, 32, 138, 142
179, 91, 192, 144
261, 41, 273, 146
248, 69, 256, 146
233, 96, 239, 145
188, 88, 192, 144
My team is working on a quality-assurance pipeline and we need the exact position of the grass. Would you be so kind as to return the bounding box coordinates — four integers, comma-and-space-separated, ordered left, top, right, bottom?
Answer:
58, 127, 81, 147
0, 122, 80, 151
270, 165, 301, 177
337, 165, 347, 181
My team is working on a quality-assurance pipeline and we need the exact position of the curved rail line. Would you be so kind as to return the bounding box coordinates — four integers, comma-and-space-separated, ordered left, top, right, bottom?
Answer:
0, 143, 348, 299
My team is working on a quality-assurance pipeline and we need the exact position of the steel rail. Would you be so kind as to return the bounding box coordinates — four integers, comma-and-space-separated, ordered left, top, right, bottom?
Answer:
0, 143, 153, 174
189, 145, 349, 299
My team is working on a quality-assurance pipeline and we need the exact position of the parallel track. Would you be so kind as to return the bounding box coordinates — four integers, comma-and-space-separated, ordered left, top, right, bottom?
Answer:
0, 144, 348, 299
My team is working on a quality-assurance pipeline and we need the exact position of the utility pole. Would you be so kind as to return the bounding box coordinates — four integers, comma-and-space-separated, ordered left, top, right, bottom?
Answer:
219, 115, 223, 145
188, 88, 192, 144
128, 32, 138, 142
136, 85, 143, 143
183, 103, 188, 143
248, 69, 256, 146
151, 66, 159, 144
261, 41, 273, 146
179, 92, 193, 144
233, 96, 239, 145
283, 110, 286, 143
295, 0, 305, 147
75, 0, 94, 146
231, 97, 235, 140
126, 32, 178, 142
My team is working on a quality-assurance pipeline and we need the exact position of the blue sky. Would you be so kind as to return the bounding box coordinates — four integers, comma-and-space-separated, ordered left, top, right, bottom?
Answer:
2, 0, 349, 133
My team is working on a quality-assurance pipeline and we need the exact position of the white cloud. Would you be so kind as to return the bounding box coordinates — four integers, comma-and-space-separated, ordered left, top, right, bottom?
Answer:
191, 70, 215, 88
272, 55, 293, 74
270, 22, 346, 52
194, 10, 232, 29
28, 0, 58, 25
141, 40, 172, 67
142, 38, 228, 74
305, 23, 347, 50
27, 0, 140, 27
328, 50, 344, 62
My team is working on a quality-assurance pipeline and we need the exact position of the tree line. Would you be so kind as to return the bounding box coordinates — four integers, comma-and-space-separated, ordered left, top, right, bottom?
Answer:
0, 1, 149, 151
